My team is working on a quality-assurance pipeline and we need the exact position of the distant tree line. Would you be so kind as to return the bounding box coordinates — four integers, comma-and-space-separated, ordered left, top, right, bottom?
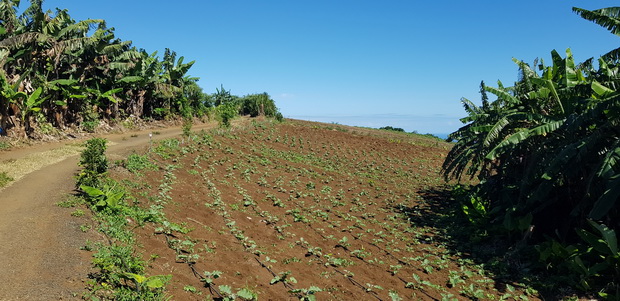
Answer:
379, 126, 405, 132
379, 125, 442, 140
0, 0, 281, 138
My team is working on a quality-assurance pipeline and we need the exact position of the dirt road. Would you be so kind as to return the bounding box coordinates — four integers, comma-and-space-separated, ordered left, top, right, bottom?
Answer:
0, 122, 215, 300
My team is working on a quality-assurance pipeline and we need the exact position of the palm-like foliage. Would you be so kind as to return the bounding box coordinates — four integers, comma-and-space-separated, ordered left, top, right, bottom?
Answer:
0, 0, 218, 137
443, 6, 620, 293
573, 6, 620, 60
444, 48, 620, 236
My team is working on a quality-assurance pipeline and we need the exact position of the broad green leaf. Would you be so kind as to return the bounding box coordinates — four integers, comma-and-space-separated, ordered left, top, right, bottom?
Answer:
106, 191, 124, 208
589, 174, 620, 220
531, 78, 564, 114
80, 185, 104, 197
484, 85, 519, 105
49, 79, 78, 86
563, 48, 580, 88
591, 80, 615, 98
26, 87, 44, 108
588, 220, 618, 254
144, 277, 166, 289
123, 272, 146, 283
102, 88, 123, 97
12, 91, 27, 101
485, 130, 529, 160
237, 288, 257, 300
577, 229, 609, 255
117, 76, 143, 84
529, 119, 564, 136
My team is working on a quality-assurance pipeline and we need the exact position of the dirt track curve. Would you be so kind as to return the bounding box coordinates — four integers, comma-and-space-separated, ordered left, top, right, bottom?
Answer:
0, 122, 215, 300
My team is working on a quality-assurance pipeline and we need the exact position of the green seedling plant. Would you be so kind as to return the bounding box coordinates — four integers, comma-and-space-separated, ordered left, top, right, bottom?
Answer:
218, 285, 259, 301
80, 183, 125, 212
270, 271, 297, 285
122, 272, 171, 293
201, 270, 223, 288
289, 286, 322, 301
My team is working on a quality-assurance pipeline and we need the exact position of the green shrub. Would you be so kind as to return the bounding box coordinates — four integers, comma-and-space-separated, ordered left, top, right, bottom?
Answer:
240, 93, 281, 118
82, 109, 100, 133
218, 103, 238, 128
77, 138, 108, 188
182, 117, 192, 137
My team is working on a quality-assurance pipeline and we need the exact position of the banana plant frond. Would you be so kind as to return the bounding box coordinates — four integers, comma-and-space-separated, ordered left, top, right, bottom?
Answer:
573, 6, 620, 37
0, 31, 49, 49
56, 19, 105, 39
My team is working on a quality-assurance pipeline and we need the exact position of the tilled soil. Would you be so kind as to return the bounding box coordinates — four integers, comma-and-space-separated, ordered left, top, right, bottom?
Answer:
111, 120, 541, 300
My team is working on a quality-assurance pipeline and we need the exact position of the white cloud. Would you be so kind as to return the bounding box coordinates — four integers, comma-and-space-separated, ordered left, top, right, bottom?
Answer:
277, 93, 296, 100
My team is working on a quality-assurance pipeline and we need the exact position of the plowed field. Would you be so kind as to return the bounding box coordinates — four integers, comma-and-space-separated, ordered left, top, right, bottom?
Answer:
109, 119, 539, 300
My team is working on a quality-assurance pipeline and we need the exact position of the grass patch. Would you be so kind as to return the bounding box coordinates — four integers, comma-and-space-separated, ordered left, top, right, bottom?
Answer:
0, 141, 11, 150
0, 171, 13, 188
0, 143, 83, 188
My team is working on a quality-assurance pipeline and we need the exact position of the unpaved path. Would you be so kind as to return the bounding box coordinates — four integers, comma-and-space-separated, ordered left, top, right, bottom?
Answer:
0, 122, 216, 300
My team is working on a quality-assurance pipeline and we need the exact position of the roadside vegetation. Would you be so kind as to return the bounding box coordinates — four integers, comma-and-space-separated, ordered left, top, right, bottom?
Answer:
68, 137, 171, 300
443, 6, 620, 299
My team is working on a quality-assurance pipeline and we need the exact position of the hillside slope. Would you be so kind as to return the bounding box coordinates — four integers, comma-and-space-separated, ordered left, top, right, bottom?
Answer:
106, 119, 541, 300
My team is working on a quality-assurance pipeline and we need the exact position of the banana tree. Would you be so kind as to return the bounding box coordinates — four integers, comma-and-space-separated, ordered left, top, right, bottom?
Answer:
10, 86, 46, 136
443, 47, 620, 242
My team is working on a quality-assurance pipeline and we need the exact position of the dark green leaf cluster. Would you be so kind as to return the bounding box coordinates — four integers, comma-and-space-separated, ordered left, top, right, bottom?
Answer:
443, 6, 620, 295
240, 92, 281, 119
379, 126, 405, 132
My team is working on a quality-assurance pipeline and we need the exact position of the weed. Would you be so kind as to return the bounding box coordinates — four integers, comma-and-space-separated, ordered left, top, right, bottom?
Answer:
0, 141, 10, 150
183, 285, 197, 293
71, 209, 85, 217
124, 153, 156, 173
0, 171, 12, 188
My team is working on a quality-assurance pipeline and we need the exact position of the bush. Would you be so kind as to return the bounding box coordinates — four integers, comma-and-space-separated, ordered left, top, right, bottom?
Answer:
77, 138, 108, 188
240, 93, 281, 118
218, 103, 238, 128
379, 126, 405, 132
182, 117, 193, 137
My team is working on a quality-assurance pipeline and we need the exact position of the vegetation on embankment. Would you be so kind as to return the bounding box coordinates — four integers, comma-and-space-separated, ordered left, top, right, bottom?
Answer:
443, 6, 620, 299
0, 0, 281, 140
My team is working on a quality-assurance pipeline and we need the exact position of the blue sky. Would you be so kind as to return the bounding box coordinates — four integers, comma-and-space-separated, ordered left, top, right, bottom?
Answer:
43, 0, 619, 135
